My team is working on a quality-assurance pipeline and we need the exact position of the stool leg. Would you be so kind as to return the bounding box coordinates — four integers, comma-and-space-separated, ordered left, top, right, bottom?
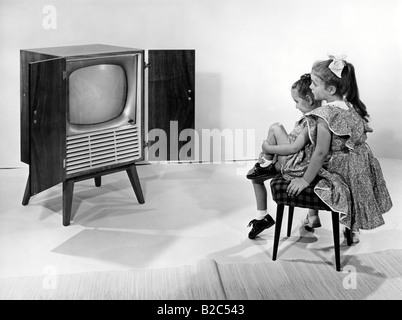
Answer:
345, 228, 353, 246
272, 204, 284, 261
331, 211, 341, 271
287, 206, 294, 237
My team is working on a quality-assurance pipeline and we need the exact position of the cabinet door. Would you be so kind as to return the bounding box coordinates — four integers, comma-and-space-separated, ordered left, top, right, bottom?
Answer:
29, 58, 66, 195
147, 50, 195, 161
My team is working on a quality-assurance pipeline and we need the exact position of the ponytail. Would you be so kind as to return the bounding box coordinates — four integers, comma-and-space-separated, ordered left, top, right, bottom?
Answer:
342, 63, 369, 122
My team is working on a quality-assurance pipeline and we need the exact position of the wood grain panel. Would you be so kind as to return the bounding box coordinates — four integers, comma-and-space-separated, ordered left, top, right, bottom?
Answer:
29, 58, 66, 194
148, 50, 195, 161
20, 51, 55, 164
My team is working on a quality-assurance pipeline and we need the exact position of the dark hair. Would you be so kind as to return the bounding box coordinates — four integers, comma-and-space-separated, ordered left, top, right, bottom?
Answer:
291, 73, 315, 103
312, 59, 369, 122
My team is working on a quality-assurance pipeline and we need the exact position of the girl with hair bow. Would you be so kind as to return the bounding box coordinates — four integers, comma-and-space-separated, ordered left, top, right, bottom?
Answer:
285, 55, 393, 242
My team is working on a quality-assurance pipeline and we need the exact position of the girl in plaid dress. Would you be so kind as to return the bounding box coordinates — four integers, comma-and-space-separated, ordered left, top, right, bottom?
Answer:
286, 56, 393, 241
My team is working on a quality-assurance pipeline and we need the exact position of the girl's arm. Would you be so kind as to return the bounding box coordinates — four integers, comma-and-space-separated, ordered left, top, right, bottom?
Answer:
286, 118, 332, 196
261, 127, 309, 156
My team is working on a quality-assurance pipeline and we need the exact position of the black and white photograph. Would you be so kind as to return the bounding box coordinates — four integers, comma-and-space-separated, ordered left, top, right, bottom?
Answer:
0, 0, 401, 307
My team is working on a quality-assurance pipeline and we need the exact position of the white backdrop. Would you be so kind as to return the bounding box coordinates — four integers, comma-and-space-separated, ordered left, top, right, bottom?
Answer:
1, 0, 401, 167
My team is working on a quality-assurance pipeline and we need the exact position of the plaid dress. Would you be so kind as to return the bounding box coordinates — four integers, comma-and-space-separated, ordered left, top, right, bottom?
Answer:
306, 101, 393, 231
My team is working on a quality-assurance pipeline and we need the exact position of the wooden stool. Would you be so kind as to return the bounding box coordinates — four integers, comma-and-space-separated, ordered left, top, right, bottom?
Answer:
270, 175, 352, 271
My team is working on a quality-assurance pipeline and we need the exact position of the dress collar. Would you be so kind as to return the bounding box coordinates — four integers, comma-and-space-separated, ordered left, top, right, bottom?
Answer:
322, 100, 349, 110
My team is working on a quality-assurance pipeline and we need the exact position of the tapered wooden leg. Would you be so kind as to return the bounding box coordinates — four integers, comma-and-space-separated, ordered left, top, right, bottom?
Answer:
94, 176, 101, 187
126, 165, 145, 204
287, 206, 294, 237
22, 174, 31, 206
331, 211, 341, 271
272, 204, 284, 261
63, 180, 74, 226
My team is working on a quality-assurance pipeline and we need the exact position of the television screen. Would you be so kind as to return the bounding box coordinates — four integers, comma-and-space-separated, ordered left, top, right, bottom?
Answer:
69, 64, 128, 125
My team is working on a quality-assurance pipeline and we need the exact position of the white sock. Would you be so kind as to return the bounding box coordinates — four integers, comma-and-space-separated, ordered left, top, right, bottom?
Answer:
256, 210, 267, 220
260, 157, 272, 168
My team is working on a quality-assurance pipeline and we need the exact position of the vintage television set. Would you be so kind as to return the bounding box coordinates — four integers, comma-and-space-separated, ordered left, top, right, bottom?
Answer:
20, 44, 195, 226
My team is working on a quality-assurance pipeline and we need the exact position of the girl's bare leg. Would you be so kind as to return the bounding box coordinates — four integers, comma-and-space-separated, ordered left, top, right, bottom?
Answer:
302, 208, 321, 231
251, 122, 290, 209
252, 178, 268, 211
263, 123, 290, 160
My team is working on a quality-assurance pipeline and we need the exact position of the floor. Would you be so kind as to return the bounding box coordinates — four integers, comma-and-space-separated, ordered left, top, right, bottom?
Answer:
0, 158, 401, 279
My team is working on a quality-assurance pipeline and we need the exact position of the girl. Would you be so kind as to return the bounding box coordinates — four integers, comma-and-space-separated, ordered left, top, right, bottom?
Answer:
247, 74, 321, 239
286, 55, 393, 240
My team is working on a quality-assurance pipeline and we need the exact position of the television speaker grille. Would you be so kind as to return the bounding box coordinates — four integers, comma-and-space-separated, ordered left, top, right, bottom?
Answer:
66, 125, 141, 175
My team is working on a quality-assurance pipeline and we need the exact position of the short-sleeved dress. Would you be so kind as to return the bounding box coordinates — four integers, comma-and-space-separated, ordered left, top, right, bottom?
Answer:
279, 116, 315, 180
305, 100, 392, 231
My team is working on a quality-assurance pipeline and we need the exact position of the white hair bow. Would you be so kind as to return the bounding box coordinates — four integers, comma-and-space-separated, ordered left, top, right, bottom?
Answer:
328, 54, 347, 78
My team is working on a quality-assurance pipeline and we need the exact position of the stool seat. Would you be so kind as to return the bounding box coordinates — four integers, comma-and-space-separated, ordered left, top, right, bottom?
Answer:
270, 175, 352, 271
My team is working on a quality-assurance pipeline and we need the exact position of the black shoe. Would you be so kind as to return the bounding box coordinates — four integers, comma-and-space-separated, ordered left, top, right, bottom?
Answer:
247, 214, 275, 239
246, 162, 278, 180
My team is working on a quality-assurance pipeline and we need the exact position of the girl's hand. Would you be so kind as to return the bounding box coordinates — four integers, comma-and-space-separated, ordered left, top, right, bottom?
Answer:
257, 152, 265, 164
286, 177, 309, 197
